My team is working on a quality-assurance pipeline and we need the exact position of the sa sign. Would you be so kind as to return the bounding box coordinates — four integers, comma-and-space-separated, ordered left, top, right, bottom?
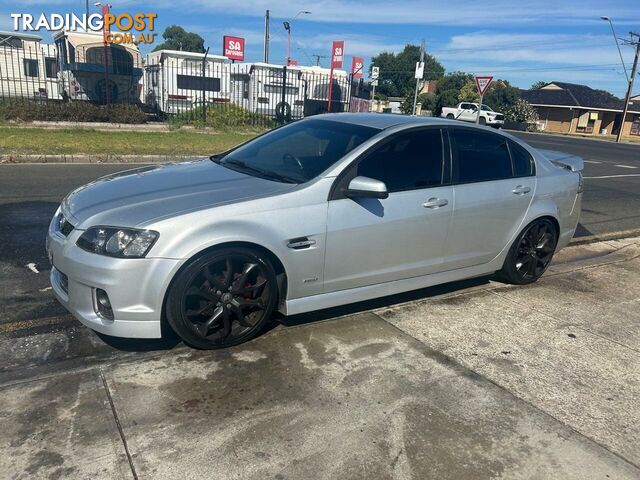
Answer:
331, 40, 344, 68
475, 76, 493, 96
351, 57, 364, 79
223, 35, 245, 61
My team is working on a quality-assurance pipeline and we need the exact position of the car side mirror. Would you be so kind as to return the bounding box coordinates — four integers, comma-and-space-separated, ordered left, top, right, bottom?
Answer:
345, 176, 389, 199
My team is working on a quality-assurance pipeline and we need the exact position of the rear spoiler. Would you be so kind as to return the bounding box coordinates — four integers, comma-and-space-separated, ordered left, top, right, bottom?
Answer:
538, 149, 584, 172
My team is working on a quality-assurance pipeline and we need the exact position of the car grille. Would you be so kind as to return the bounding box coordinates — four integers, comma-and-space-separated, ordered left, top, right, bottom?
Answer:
495, 114, 504, 121
56, 212, 75, 236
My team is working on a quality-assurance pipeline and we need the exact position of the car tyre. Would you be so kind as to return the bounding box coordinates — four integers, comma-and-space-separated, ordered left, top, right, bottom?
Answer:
498, 218, 558, 285
166, 247, 278, 349
479, 117, 486, 125
446, 113, 455, 119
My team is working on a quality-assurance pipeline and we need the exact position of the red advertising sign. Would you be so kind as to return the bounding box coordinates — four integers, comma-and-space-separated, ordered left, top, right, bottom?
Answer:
223, 35, 245, 61
331, 40, 344, 68
288, 59, 298, 66
351, 57, 364, 79
475, 76, 493, 96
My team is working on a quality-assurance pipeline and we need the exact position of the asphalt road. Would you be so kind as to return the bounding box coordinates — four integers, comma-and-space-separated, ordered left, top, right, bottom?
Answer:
512, 132, 640, 238
0, 132, 639, 376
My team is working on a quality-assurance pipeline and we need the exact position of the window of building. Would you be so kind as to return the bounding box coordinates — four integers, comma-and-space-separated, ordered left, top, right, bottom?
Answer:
176, 74, 220, 92
45, 57, 58, 78
631, 114, 640, 136
452, 128, 512, 183
576, 110, 597, 133
0, 35, 23, 48
355, 128, 444, 192
23, 59, 39, 77
264, 84, 299, 96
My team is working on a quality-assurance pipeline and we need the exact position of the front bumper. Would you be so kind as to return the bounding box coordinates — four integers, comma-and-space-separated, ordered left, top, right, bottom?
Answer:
47, 223, 180, 339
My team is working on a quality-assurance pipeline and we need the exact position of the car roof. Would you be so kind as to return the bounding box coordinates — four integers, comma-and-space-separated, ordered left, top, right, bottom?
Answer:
307, 112, 529, 149
310, 113, 462, 130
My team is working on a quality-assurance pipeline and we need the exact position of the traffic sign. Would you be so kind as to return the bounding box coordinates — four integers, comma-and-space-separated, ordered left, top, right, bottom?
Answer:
371, 66, 379, 80
475, 76, 493, 96
414, 61, 424, 79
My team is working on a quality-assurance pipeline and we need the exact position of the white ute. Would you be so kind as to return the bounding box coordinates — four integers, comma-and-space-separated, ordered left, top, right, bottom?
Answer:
441, 102, 505, 128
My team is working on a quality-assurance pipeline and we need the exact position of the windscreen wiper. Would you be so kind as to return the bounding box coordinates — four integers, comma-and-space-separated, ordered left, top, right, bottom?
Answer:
221, 159, 300, 184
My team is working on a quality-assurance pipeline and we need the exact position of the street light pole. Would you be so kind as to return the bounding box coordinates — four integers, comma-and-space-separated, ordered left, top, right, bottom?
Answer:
601, 16, 629, 82
617, 33, 640, 143
284, 11, 310, 66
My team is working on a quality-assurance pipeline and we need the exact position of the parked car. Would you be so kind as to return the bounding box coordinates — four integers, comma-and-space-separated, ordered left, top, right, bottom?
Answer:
47, 114, 583, 349
441, 102, 505, 127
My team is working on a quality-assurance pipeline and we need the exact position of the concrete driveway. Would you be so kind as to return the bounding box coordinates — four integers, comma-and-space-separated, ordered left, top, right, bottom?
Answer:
1, 237, 639, 479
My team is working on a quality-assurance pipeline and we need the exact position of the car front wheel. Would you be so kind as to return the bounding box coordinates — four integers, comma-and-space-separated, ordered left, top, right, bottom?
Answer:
165, 247, 278, 349
499, 218, 558, 285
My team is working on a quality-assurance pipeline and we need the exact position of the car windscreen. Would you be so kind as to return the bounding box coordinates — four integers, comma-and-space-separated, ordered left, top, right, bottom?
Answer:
218, 119, 380, 183
481, 105, 493, 111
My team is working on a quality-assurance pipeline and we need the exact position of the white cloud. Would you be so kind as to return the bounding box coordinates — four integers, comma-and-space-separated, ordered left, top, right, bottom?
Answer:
148, 0, 640, 26
295, 33, 405, 59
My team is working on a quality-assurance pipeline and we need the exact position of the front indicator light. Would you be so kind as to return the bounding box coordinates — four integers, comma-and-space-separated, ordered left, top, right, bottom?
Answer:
77, 227, 159, 258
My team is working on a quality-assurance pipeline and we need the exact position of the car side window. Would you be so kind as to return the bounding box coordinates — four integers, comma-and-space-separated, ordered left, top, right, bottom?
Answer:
451, 128, 512, 183
355, 128, 444, 192
509, 141, 536, 177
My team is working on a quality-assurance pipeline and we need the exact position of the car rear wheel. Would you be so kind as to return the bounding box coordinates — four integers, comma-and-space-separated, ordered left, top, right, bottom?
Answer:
446, 113, 455, 119
499, 218, 558, 285
166, 248, 278, 349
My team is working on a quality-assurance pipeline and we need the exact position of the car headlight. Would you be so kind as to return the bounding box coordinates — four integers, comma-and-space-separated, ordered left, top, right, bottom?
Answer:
77, 227, 159, 258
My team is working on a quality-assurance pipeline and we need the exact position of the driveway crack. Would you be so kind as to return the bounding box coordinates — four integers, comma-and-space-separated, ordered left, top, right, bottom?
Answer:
100, 368, 138, 480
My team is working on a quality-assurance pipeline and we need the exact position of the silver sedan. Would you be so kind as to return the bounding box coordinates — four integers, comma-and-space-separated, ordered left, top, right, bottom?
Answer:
47, 114, 583, 349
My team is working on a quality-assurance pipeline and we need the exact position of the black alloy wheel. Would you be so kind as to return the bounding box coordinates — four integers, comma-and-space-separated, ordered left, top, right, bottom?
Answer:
499, 218, 558, 285
166, 248, 277, 349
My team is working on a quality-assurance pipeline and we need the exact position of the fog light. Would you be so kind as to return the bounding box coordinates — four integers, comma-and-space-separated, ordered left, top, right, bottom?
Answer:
95, 288, 114, 320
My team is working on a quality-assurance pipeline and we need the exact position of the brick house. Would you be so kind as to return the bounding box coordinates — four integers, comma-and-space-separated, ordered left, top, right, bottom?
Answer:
521, 82, 640, 138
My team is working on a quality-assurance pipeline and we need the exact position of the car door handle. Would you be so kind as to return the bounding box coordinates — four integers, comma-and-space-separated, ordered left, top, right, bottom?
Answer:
512, 185, 531, 195
423, 198, 449, 209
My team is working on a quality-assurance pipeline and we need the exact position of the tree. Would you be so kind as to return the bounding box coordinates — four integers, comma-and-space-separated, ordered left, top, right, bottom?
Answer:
371, 45, 444, 98
530, 81, 547, 90
483, 80, 520, 113
458, 80, 479, 102
153, 25, 205, 53
507, 99, 539, 124
432, 72, 473, 116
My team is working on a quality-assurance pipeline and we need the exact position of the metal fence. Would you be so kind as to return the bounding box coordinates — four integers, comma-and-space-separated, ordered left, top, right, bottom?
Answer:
141, 60, 370, 126
0, 44, 371, 127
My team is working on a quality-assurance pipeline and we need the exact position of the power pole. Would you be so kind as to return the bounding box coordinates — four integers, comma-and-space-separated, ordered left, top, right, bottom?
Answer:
312, 54, 327, 66
412, 39, 425, 116
263, 10, 270, 63
617, 32, 639, 143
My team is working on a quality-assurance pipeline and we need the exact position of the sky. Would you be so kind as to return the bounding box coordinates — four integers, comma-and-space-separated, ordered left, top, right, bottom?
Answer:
2, 0, 639, 97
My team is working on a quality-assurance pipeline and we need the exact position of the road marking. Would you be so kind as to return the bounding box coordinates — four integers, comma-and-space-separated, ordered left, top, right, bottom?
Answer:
614, 164, 637, 169
0, 316, 73, 334
584, 160, 601, 164
585, 174, 640, 179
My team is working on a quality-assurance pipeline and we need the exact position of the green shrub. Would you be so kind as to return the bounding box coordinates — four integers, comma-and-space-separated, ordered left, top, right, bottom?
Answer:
0, 99, 146, 123
169, 103, 275, 130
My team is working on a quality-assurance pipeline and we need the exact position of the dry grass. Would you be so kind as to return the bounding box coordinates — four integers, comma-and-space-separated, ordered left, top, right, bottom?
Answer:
0, 127, 260, 156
